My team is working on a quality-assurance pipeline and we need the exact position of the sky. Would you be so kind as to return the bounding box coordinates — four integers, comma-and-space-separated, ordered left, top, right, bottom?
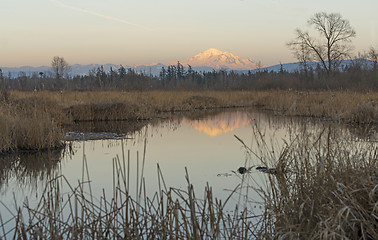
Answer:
1, 0, 377, 67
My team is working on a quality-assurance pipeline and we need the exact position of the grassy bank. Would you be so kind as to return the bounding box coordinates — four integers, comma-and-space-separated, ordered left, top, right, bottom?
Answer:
0, 90, 377, 153
0, 96, 64, 153
9, 90, 378, 123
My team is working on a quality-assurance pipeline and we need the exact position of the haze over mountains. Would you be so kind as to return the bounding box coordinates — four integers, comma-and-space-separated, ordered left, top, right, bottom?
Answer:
1, 48, 372, 78
1, 48, 261, 77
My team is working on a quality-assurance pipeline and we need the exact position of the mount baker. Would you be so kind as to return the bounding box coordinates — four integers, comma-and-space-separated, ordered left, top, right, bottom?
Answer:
1, 48, 260, 77
167, 48, 259, 70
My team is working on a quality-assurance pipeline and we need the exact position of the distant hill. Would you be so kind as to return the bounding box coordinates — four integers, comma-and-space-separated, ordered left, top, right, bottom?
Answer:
250, 59, 374, 73
1, 66, 52, 78
0, 48, 260, 77
1, 49, 374, 78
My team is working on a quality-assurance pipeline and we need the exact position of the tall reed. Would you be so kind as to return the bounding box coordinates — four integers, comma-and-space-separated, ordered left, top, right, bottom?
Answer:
0, 145, 258, 239
236, 125, 377, 239
0, 96, 64, 153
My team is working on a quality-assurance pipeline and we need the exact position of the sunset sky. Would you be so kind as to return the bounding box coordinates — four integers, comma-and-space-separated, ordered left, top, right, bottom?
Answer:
1, 0, 377, 67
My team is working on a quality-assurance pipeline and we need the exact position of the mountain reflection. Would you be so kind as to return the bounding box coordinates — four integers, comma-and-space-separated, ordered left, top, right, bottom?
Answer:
182, 111, 251, 136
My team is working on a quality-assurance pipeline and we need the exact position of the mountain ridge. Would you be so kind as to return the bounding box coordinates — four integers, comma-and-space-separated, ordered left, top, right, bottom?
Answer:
0, 48, 259, 77
1, 49, 373, 77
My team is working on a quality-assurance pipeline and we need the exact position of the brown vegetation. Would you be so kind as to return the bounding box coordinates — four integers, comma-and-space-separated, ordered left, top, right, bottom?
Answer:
237, 126, 377, 239
0, 89, 377, 153
10, 89, 378, 122
0, 95, 64, 153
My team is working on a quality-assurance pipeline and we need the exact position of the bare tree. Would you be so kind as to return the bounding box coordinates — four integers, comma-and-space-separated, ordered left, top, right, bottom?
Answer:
368, 47, 378, 71
51, 56, 71, 79
288, 12, 356, 75
289, 38, 312, 72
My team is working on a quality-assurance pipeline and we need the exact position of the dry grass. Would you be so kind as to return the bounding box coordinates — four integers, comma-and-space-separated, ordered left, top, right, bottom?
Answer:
236, 126, 378, 239
1, 89, 377, 153
0, 98, 64, 153
9, 90, 378, 123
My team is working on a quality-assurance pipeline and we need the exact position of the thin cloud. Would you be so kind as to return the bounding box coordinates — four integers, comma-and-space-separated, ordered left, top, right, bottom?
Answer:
48, 0, 150, 30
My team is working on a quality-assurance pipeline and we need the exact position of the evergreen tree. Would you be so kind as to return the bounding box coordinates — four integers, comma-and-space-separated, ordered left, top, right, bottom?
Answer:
118, 65, 126, 79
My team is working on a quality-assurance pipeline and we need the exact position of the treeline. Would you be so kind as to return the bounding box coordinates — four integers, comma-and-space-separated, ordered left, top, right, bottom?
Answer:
0, 60, 377, 91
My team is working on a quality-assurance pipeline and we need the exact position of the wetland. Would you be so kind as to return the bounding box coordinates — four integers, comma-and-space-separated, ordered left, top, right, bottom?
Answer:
0, 106, 376, 239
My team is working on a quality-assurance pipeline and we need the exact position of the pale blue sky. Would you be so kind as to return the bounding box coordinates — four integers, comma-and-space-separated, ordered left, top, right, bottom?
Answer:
1, 0, 377, 67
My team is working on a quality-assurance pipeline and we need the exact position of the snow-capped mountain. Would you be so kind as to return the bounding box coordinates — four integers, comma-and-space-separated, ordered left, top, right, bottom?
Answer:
0, 49, 259, 77
2, 49, 372, 78
174, 48, 259, 70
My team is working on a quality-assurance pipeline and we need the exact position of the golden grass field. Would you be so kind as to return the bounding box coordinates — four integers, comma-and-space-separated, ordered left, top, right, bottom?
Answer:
0, 89, 377, 153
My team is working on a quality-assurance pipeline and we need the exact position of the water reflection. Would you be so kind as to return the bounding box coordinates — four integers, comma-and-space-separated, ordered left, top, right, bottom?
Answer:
346, 123, 377, 142
0, 109, 376, 219
183, 111, 251, 136
0, 149, 64, 191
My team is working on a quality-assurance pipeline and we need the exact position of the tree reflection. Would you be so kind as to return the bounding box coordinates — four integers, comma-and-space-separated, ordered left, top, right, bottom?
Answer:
0, 148, 66, 191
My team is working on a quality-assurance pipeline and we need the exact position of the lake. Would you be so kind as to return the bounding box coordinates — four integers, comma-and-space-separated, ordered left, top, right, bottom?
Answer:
0, 108, 376, 237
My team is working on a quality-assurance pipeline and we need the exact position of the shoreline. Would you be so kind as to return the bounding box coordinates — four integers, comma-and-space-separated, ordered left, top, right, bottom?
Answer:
0, 90, 377, 153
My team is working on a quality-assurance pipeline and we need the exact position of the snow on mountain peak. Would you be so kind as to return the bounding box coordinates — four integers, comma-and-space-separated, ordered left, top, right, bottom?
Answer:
200, 48, 225, 57
2, 48, 260, 77
192, 48, 236, 60
181, 48, 258, 70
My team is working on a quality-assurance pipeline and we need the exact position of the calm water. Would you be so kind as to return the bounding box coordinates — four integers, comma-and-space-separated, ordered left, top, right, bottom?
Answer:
0, 109, 376, 227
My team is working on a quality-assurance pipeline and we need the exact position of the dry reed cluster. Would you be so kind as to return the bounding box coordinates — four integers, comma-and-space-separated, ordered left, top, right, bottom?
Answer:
0, 94, 64, 153
238, 126, 377, 239
1, 89, 377, 153
10, 90, 378, 123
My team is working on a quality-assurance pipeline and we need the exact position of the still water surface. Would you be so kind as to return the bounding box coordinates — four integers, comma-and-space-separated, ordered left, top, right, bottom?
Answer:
0, 109, 376, 224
